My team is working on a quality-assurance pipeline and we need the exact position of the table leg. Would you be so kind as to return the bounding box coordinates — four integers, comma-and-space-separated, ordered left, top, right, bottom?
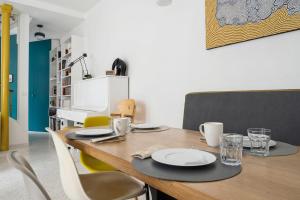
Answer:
149, 186, 176, 200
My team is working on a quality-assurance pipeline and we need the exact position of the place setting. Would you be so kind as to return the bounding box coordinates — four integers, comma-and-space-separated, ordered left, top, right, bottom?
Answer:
65, 128, 126, 143
66, 128, 115, 140
130, 123, 169, 133
199, 123, 298, 157
131, 121, 299, 183
243, 128, 298, 157
65, 117, 132, 143
131, 122, 242, 182
65, 117, 169, 144
132, 147, 242, 182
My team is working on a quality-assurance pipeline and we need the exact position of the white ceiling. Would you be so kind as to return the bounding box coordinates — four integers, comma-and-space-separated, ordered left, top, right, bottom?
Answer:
34, 0, 100, 13
0, 0, 101, 40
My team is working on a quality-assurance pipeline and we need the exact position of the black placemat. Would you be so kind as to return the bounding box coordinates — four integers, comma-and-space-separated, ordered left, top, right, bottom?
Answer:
244, 141, 298, 157
132, 154, 241, 182
65, 132, 115, 140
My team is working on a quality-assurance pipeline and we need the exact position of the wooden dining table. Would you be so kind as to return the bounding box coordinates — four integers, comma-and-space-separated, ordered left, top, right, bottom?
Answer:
59, 128, 300, 200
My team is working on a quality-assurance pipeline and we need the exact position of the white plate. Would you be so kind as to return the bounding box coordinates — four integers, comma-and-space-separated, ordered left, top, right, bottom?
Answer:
151, 148, 217, 167
75, 128, 113, 136
243, 136, 277, 148
131, 123, 160, 129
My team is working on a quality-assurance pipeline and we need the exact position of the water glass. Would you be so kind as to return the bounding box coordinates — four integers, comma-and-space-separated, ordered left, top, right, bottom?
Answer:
247, 128, 271, 156
220, 133, 243, 166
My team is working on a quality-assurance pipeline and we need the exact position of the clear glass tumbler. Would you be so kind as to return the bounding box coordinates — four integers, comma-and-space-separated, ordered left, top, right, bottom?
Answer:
247, 128, 271, 156
220, 133, 243, 166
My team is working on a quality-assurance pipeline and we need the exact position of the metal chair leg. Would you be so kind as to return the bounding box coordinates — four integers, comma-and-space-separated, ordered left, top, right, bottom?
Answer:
145, 184, 150, 200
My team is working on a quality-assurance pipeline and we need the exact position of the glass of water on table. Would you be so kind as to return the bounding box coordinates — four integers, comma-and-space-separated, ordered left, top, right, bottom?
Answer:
220, 133, 243, 166
247, 128, 271, 156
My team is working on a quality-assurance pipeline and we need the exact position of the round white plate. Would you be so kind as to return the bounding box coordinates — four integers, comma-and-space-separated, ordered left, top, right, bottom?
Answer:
243, 136, 277, 148
131, 123, 160, 129
75, 129, 113, 136
151, 148, 217, 167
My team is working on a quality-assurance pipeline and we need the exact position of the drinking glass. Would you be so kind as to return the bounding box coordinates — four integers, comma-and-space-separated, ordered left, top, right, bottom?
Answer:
220, 133, 243, 166
247, 128, 271, 156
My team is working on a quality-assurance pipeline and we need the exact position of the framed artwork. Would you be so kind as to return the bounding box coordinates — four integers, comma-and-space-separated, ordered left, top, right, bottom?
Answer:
206, 0, 300, 49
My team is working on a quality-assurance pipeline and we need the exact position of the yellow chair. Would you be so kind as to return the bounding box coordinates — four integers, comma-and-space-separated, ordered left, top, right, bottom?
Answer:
80, 116, 116, 172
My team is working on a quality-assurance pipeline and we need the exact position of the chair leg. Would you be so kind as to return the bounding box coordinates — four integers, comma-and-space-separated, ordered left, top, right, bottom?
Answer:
145, 184, 150, 200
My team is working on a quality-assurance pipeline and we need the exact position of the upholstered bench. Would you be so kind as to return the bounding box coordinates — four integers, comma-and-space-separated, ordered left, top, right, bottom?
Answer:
183, 90, 300, 145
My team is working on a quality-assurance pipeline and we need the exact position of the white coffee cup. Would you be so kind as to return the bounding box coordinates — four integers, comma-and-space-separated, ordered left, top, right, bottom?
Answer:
113, 118, 131, 136
199, 122, 223, 147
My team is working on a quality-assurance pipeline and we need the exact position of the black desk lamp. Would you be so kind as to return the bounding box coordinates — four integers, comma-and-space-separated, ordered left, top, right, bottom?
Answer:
68, 53, 92, 80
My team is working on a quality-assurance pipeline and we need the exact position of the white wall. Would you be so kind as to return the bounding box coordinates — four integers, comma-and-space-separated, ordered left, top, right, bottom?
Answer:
10, 13, 31, 146
71, 0, 300, 127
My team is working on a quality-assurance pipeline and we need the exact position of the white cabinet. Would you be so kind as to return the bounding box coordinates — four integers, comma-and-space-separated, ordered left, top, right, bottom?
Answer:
57, 76, 129, 124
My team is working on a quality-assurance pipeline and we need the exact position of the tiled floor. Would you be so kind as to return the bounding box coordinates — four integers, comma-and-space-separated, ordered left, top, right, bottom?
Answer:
0, 133, 71, 199
0, 133, 146, 200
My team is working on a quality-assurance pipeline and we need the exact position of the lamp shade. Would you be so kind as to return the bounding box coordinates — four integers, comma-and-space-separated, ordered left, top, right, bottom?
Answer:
34, 32, 45, 40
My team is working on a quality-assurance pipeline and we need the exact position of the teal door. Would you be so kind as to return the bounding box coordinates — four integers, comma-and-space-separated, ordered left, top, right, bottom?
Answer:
0, 35, 18, 120
29, 40, 51, 132
9, 35, 18, 119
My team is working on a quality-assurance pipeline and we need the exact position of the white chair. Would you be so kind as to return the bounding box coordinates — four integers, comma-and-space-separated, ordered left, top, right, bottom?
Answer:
48, 129, 147, 200
7, 151, 51, 200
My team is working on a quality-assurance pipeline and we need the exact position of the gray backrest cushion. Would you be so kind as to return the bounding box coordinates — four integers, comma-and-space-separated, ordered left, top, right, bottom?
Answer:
183, 90, 300, 145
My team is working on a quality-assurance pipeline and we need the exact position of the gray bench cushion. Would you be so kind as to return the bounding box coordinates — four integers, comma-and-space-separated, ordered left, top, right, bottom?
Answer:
183, 90, 300, 145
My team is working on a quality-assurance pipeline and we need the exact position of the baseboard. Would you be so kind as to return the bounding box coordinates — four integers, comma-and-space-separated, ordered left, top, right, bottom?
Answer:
29, 131, 48, 134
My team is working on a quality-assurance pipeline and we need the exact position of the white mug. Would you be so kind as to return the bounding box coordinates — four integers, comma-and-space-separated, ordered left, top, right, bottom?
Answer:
199, 122, 223, 147
113, 118, 131, 136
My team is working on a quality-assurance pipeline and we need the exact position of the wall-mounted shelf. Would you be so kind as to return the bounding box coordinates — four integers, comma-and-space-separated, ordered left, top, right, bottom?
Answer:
62, 67, 71, 71
62, 75, 71, 79
63, 52, 72, 58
